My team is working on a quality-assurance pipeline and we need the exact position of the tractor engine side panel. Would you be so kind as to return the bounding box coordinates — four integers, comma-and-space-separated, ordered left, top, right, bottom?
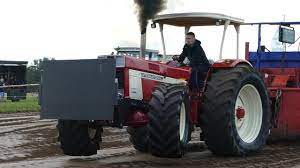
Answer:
127, 69, 186, 101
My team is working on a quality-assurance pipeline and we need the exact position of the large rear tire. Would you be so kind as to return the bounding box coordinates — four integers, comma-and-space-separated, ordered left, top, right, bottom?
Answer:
200, 66, 271, 156
57, 120, 98, 156
148, 83, 190, 157
127, 126, 149, 153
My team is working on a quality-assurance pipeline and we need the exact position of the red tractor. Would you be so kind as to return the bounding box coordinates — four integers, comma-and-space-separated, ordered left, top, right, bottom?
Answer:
40, 13, 300, 158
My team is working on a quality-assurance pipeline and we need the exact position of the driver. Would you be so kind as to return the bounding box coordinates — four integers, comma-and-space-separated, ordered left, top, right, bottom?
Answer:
173, 32, 210, 90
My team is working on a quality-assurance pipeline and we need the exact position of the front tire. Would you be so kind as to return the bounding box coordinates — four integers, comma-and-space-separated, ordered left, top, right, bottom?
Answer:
148, 83, 190, 157
127, 126, 149, 153
200, 66, 270, 156
57, 120, 98, 156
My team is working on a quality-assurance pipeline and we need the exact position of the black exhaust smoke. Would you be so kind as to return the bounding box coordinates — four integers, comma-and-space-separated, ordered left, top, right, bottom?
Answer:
134, 0, 167, 57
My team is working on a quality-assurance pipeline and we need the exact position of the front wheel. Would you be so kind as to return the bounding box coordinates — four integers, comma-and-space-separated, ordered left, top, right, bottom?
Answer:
127, 126, 149, 153
200, 66, 271, 156
148, 83, 190, 157
57, 120, 100, 156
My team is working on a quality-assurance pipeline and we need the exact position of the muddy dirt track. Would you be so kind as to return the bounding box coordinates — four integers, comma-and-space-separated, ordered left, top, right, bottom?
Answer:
1, 113, 300, 168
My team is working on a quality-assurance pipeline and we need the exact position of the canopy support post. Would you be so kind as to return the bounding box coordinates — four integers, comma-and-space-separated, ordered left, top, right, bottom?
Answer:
219, 20, 230, 60
159, 23, 167, 62
184, 26, 191, 43
234, 24, 240, 59
185, 26, 191, 34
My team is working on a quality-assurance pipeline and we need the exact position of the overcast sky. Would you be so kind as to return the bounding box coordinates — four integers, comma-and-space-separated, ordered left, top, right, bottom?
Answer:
0, 0, 299, 64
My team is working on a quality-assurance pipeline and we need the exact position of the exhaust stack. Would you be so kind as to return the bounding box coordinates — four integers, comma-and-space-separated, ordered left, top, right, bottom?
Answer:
134, 0, 167, 58
140, 28, 147, 58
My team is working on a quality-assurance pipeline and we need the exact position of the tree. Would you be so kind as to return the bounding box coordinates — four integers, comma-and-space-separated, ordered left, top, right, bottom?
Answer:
26, 57, 54, 84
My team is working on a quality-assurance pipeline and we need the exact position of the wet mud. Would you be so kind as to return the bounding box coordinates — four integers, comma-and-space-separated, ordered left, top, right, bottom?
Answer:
0, 113, 300, 168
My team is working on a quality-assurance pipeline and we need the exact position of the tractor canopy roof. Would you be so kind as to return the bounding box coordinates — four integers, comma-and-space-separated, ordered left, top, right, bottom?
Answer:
153, 12, 244, 27
152, 13, 244, 61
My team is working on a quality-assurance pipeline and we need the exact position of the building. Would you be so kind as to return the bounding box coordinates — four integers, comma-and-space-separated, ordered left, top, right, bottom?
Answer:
0, 60, 28, 101
114, 47, 162, 61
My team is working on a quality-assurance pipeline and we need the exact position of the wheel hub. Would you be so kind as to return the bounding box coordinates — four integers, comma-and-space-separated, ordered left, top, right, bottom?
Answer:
236, 106, 245, 120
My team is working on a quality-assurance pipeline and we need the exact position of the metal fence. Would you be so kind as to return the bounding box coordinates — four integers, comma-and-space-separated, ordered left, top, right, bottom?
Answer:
0, 84, 40, 113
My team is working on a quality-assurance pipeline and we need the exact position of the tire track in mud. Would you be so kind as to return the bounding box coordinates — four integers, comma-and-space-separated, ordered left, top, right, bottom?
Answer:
92, 141, 300, 168
3, 141, 300, 168
0, 121, 56, 135
0, 147, 138, 168
0, 114, 55, 135
0, 112, 39, 119
0, 114, 60, 162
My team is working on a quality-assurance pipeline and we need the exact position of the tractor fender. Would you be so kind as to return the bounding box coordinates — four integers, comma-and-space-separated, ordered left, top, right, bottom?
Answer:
211, 59, 252, 68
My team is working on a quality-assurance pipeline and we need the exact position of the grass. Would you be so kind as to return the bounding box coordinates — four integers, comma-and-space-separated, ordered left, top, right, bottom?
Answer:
0, 96, 40, 113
